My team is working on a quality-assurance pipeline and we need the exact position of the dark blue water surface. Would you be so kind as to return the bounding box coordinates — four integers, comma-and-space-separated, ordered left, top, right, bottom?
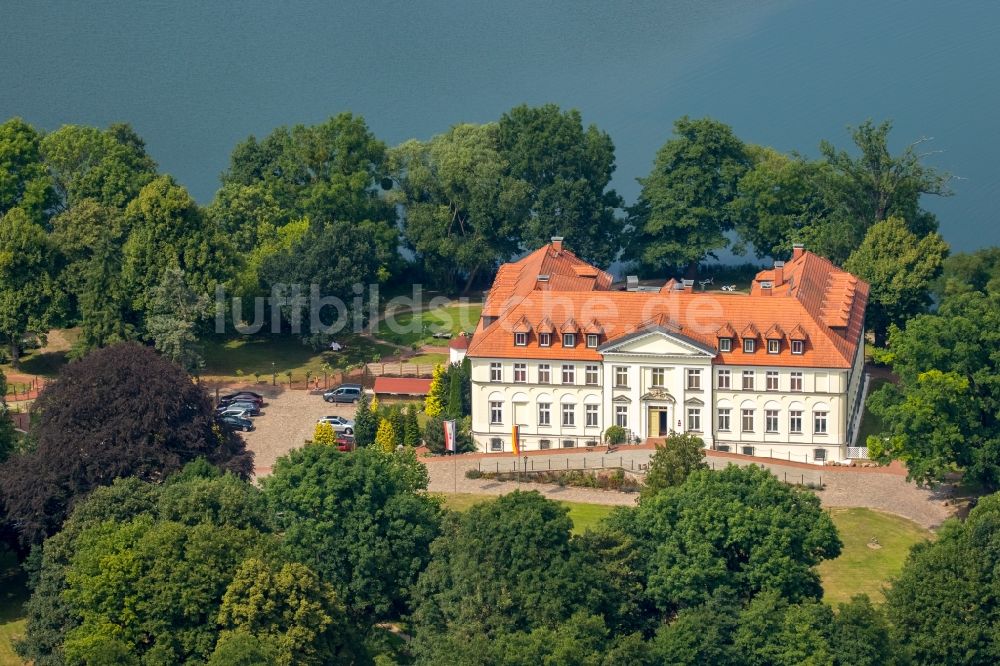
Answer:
2, 0, 997, 251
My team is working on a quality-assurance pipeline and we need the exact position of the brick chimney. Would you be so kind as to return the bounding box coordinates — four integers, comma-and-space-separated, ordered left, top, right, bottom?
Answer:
551, 236, 564, 252
773, 261, 785, 287
792, 243, 804, 260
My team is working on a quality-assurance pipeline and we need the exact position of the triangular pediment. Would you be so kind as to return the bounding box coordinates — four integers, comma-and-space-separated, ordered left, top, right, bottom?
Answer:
598, 327, 716, 358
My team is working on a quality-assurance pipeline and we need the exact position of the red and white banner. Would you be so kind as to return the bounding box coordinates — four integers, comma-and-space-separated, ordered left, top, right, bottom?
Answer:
443, 419, 457, 453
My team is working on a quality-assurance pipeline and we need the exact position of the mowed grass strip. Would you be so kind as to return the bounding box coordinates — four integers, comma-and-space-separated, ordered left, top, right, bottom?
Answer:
437, 493, 616, 535
376, 304, 482, 347
819, 507, 931, 605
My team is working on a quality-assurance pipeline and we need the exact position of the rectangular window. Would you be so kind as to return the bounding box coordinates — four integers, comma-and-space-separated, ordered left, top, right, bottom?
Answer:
719, 337, 732, 352
539, 439, 551, 450
790, 371, 803, 392
538, 364, 550, 384
538, 402, 551, 426
741, 408, 755, 432
791, 340, 804, 355
687, 407, 701, 432
651, 368, 665, 387
514, 332, 527, 346
562, 439, 575, 448
687, 368, 701, 390
539, 333, 552, 347
717, 408, 731, 431
765, 409, 779, 433
586, 334, 599, 348
490, 362, 502, 382
490, 438, 502, 452
717, 369, 731, 389
615, 405, 628, 428
742, 371, 755, 391
562, 333, 576, 348
585, 365, 599, 385
743, 338, 756, 353
741, 445, 755, 457
789, 410, 803, 434
586, 404, 599, 427
767, 339, 780, 354
489, 401, 503, 424
513, 363, 526, 383
614, 366, 629, 387
561, 365, 575, 384
814, 411, 828, 435
814, 448, 827, 462
562, 403, 575, 427
766, 371, 779, 391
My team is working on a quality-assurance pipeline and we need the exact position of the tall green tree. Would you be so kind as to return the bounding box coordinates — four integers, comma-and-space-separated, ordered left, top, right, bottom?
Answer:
627, 116, 752, 273
0, 117, 55, 224
41, 123, 157, 211
641, 432, 708, 498
264, 446, 441, 624
844, 216, 949, 345
121, 175, 230, 317
0, 208, 63, 367
0, 369, 15, 463
388, 123, 527, 289
498, 104, 624, 266
352, 392, 378, 448
610, 464, 841, 615
935, 246, 1000, 299
867, 290, 1000, 487
144, 267, 213, 372
820, 119, 951, 240
50, 200, 136, 352
886, 493, 1000, 665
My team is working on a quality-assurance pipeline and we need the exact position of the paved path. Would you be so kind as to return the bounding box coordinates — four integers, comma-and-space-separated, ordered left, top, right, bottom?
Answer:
424, 448, 955, 529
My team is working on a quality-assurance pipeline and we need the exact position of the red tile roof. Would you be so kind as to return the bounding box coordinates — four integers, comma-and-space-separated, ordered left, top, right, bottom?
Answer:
469, 242, 869, 369
373, 377, 433, 396
448, 336, 469, 350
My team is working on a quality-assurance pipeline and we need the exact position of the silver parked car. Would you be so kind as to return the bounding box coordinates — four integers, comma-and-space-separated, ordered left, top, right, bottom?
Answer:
317, 415, 354, 435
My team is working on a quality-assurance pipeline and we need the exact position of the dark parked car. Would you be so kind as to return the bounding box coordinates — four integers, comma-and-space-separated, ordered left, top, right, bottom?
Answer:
217, 415, 254, 432
323, 384, 363, 403
219, 391, 265, 406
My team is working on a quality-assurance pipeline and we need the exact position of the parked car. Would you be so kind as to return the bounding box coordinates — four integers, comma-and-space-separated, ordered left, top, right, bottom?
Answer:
216, 401, 261, 417
219, 391, 265, 406
323, 384, 363, 403
217, 407, 252, 420
317, 415, 354, 435
217, 415, 254, 432
336, 434, 355, 452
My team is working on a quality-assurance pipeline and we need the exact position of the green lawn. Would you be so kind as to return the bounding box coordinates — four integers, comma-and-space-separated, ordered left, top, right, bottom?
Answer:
438, 493, 615, 535
376, 304, 482, 348
819, 508, 931, 605
200, 333, 396, 382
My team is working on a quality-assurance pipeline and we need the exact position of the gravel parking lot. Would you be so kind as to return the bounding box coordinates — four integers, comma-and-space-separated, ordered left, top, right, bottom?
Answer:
239, 388, 357, 473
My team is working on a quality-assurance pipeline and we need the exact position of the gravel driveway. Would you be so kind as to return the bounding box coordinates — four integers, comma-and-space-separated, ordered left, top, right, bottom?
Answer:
240, 388, 357, 473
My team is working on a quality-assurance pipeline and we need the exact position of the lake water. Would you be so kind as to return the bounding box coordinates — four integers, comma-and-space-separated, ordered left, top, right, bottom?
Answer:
2, 0, 997, 252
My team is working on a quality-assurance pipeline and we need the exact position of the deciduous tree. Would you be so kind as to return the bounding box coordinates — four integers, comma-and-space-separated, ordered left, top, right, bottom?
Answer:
0, 117, 56, 224
844, 216, 948, 345
641, 432, 708, 498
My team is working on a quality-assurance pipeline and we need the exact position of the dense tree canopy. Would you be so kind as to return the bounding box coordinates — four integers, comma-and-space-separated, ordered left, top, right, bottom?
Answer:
844, 216, 949, 345
264, 446, 441, 624
627, 116, 752, 272
0, 342, 252, 544
498, 104, 624, 266
868, 289, 1000, 487
0, 207, 63, 367
0, 117, 55, 223
886, 493, 1000, 665
641, 432, 708, 497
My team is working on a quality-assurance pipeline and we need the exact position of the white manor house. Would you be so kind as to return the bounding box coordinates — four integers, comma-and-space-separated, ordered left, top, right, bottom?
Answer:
466, 238, 871, 465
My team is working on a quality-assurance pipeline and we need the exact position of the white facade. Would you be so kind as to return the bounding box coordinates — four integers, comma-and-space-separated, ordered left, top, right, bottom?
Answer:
470, 326, 865, 464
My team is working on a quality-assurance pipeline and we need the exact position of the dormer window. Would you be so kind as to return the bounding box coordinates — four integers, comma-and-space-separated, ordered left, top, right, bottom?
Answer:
562, 333, 576, 348
791, 340, 804, 355
539, 333, 551, 347
586, 334, 599, 348
719, 337, 732, 353
767, 339, 780, 354
514, 332, 527, 346
743, 338, 756, 353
